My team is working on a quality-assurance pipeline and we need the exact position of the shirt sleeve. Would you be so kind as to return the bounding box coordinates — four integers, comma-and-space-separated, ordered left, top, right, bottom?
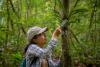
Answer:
26, 38, 57, 58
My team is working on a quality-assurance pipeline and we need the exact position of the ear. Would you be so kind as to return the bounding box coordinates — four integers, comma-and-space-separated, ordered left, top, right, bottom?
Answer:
32, 38, 38, 43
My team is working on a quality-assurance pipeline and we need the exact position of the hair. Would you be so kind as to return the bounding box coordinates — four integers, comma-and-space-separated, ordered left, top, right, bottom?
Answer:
24, 35, 39, 53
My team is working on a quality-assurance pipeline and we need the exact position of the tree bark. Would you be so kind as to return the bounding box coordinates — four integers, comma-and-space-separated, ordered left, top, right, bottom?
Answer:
61, 0, 72, 67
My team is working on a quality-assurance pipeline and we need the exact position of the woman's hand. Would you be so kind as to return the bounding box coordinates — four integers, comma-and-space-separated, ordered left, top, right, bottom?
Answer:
52, 26, 61, 39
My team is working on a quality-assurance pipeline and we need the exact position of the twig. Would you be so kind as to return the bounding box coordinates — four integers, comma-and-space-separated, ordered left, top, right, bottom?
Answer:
8, 0, 19, 18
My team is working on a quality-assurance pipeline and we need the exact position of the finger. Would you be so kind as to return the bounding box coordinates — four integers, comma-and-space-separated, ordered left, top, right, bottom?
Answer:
57, 27, 61, 33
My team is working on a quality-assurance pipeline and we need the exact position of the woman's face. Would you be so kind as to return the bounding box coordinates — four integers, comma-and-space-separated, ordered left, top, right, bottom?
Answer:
33, 32, 47, 48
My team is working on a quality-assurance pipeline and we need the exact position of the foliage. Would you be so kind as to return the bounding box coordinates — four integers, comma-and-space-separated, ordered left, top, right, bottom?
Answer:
0, 0, 100, 66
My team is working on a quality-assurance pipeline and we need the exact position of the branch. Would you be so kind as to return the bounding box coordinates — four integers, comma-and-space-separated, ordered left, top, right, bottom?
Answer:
68, 0, 80, 19
69, 29, 80, 44
8, 0, 19, 18
20, 24, 26, 36
89, 0, 97, 29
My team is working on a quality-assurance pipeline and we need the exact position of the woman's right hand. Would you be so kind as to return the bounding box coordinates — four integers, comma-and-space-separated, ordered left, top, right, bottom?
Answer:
52, 27, 61, 39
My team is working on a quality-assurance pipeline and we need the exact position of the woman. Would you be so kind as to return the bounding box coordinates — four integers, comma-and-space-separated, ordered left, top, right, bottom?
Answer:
25, 26, 61, 67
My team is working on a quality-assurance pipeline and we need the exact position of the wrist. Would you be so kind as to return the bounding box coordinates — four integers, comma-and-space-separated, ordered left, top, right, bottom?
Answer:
51, 36, 57, 41
52, 35, 57, 39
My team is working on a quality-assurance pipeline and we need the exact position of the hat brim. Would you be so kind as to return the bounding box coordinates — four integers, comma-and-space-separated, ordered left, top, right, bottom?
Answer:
38, 27, 48, 34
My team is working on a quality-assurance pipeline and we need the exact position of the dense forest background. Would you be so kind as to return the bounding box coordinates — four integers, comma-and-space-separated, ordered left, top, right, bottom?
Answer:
0, 0, 100, 67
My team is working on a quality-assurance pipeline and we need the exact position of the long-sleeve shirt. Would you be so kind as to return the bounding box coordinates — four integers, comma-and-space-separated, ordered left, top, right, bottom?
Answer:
25, 38, 58, 67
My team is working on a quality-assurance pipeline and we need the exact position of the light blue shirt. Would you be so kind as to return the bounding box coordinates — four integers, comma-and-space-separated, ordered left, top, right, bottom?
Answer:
25, 38, 59, 67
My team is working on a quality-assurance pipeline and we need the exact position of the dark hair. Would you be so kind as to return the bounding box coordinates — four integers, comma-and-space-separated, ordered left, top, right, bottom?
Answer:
24, 35, 39, 53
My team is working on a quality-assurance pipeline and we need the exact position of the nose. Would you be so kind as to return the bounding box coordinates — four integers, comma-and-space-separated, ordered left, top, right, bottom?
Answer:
43, 35, 46, 40
44, 36, 47, 41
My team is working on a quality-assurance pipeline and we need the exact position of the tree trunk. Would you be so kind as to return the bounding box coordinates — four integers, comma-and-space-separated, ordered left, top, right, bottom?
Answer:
61, 0, 72, 67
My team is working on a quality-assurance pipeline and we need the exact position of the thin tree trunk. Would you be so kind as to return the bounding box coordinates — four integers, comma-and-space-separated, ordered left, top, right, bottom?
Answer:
61, 0, 72, 67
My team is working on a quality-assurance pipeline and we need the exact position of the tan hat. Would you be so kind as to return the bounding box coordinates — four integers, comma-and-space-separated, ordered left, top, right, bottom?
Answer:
27, 26, 48, 42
